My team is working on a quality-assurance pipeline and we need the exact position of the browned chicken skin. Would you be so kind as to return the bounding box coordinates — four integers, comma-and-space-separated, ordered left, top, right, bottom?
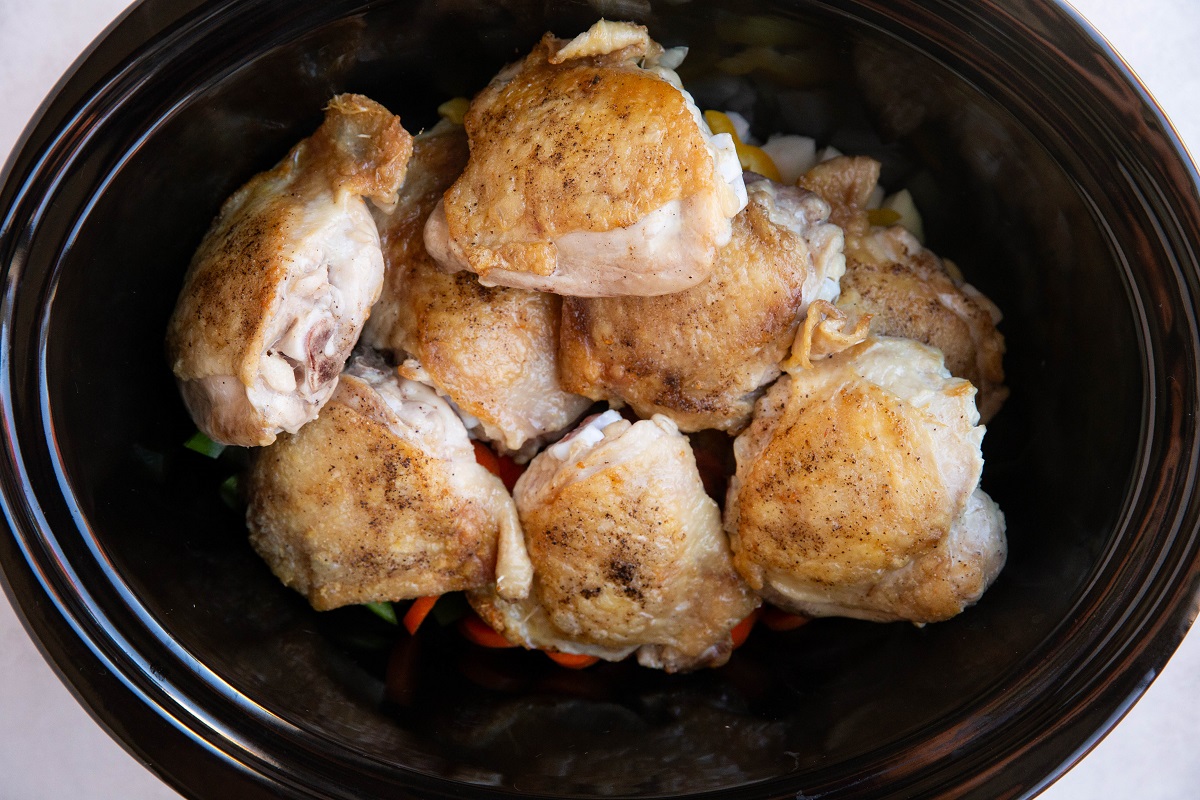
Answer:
362, 122, 592, 457
166, 94, 413, 446
245, 352, 526, 610
559, 177, 845, 433
423, 20, 746, 296
470, 411, 759, 671
726, 335, 1006, 623
799, 156, 1008, 421
173, 26, 1011, 661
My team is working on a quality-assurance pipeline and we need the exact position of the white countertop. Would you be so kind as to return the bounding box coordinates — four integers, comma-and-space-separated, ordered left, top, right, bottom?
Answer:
1, 1, 1198, 797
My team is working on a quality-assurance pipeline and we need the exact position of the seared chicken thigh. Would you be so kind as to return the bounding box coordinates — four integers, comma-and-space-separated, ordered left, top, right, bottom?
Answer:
245, 352, 529, 611
470, 411, 759, 672
362, 123, 592, 457
559, 177, 845, 433
727, 335, 1006, 623
798, 156, 1007, 421
423, 20, 746, 296
166, 94, 413, 446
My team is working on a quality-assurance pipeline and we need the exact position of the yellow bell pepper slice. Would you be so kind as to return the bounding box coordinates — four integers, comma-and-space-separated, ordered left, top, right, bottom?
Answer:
703, 109, 739, 138
437, 97, 470, 125
703, 110, 782, 182
867, 207, 902, 227
737, 144, 782, 182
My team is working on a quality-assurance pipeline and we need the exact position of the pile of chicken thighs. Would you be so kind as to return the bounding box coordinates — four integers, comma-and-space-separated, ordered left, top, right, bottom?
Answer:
166, 21, 1007, 673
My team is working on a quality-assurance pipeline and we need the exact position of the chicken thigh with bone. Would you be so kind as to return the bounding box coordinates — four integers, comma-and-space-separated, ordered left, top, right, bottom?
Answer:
424, 20, 746, 296
245, 352, 530, 611
362, 122, 592, 458
726, 312, 1006, 624
798, 155, 1008, 421
166, 94, 413, 446
559, 177, 845, 433
470, 410, 758, 672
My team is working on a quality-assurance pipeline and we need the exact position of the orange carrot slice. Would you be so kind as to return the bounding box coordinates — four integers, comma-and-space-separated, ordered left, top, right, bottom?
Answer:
760, 606, 810, 632
473, 440, 525, 491
730, 608, 761, 650
458, 614, 517, 648
495, 453, 526, 492
403, 595, 439, 635
545, 651, 601, 670
472, 441, 501, 476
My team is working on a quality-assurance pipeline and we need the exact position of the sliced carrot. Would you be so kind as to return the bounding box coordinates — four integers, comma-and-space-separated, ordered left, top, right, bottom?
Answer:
473, 440, 526, 491
458, 614, 517, 648
495, 453, 526, 492
472, 440, 501, 476
545, 651, 601, 670
760, 606, 810, 632
730, 608, 761, 650
403, 595, 439, 635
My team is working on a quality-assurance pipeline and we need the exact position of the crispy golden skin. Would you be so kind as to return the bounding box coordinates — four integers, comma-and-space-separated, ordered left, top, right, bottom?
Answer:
245, 358, 519, 611
166, 94, 413, 445
470, 413, 758, 672
425, 21, 744, 296
799, 156, 1008, 421
727, 337, 1005, 623
363, 124, 591, 457
559, 180, 844, 433
362, 123, 472, 349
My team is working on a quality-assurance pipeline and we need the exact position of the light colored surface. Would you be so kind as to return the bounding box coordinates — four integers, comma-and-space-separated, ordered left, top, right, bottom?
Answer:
0, 1, 1197, 798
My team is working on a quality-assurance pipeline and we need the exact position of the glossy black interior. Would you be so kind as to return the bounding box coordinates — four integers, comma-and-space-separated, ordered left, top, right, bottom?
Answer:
2, 1, 1199, 799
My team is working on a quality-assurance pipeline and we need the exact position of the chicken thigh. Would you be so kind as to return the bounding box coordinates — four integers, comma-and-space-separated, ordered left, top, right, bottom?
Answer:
166, 94, 413, 446
726, 334, 1006, 623
423, 20, 747, 296
362, 122, 592, 458
245, 352, 530, 611
559, 177, 845, 433
798, 156, 1008, 421
470, 411, 758, 672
